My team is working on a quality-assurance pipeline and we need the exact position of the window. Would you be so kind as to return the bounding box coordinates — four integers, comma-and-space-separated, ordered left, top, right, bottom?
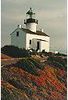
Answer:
16, 31, 19, 36
29, 40, 31, 44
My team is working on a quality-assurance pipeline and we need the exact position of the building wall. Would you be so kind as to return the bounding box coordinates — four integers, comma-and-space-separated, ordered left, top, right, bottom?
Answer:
26, 33, 50, 52
11, 28, 26, 49
40, 41, 50, 52
11, 28, 50, 52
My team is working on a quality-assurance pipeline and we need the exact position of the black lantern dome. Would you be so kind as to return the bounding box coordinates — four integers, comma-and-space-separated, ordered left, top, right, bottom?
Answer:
24, 8, 38, 24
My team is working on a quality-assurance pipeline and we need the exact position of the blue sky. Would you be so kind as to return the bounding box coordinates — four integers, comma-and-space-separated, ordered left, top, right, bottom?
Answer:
1, 0, 67, 53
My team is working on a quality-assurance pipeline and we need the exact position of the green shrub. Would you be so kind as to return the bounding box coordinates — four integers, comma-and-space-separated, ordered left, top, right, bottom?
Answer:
47, 56, 67, 70
1, 45, 30, 57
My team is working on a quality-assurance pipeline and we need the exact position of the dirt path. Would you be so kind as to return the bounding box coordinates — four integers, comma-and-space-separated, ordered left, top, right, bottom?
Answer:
1, 58, 22, 67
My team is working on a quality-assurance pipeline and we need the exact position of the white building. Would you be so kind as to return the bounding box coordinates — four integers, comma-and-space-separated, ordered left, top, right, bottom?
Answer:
10, 8, 50, 52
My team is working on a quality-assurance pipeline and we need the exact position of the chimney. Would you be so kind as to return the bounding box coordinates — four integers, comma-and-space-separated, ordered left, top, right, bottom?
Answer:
41, 29, 43, 32
17, 25, 22, 28
40, 28, 44, 32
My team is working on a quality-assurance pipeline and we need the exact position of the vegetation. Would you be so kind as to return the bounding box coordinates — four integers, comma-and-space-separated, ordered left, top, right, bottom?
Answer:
2, 62, 67, 100
1, 45, 30, 57
47, 56, 67, 70
10, 57, 44, 76
1, 45, 67, 100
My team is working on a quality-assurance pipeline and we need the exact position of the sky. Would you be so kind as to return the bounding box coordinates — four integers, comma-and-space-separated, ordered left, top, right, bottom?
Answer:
1, 0, 67, 53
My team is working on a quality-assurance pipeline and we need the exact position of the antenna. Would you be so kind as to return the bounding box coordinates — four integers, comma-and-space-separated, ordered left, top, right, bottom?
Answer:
26, 8, 35, 18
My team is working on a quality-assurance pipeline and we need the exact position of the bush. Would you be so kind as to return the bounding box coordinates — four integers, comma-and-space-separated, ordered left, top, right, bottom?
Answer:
47, 56, 67, 70
1, 45, 30, 57
15, 58, 39, 76
55, 52, 67, 56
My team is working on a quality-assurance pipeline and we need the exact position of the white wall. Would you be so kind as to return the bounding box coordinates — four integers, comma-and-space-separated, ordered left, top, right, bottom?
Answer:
26, 23, 37, 32
26, 33, 50, 52
11, 28, 26, 49
41, 41, 50, 52
11, 28, 50, 52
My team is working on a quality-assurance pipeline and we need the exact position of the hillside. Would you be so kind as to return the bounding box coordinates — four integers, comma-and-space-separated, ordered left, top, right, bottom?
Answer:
1, 53, 12, 59
1, 46, 67, 100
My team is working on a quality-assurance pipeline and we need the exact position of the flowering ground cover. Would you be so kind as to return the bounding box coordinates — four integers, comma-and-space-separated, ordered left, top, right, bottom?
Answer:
1, 54, 67, 100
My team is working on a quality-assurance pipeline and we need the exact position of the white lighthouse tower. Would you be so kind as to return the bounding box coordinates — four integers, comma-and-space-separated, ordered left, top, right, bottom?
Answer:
24, 8, 38, 32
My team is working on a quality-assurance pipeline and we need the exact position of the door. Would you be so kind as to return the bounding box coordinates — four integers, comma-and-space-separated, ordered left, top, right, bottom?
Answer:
37, 41, 40, 51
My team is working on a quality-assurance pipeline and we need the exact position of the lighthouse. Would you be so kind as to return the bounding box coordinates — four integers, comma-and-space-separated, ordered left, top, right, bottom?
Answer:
24, 8, 38, 32
10, 8, 50, 52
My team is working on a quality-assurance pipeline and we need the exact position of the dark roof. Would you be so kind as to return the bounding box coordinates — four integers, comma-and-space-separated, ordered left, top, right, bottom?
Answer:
22, 28, 49, 37
10, 28, 49, 37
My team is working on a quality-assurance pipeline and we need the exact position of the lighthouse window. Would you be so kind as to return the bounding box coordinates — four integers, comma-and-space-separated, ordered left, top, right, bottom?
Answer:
29, 40, 31, 44
16, 31, 19, 36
